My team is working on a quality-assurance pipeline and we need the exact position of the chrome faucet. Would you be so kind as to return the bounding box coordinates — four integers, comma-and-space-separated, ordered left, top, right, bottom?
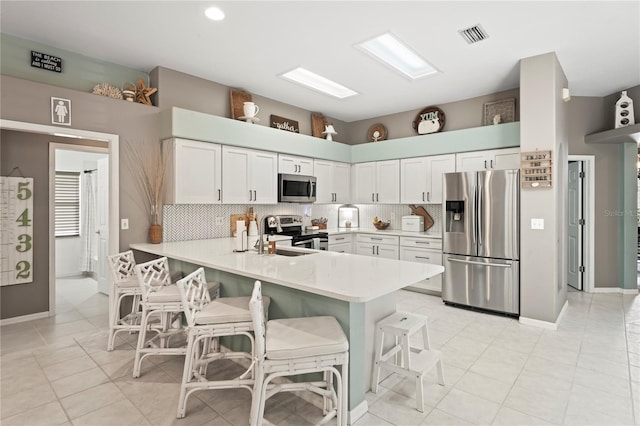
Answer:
255, 216, 282, 255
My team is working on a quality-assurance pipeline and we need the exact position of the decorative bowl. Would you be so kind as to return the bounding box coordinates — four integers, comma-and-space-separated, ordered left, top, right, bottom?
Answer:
373, 221, 390, 230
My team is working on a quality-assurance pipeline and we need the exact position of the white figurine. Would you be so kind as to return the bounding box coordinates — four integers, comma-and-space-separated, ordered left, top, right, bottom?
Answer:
615, 91, 635, 128
323, 124, 337, 141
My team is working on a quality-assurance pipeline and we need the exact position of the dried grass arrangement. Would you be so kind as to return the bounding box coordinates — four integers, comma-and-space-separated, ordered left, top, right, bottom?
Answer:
123, 139, 168, 226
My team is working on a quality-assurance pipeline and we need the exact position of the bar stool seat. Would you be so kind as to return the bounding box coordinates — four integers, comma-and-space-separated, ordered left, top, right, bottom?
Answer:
371, 311, 445, 413
249, 281, 349, 426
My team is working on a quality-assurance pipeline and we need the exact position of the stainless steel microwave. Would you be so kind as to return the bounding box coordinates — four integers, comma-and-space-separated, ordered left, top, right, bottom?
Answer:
278, 173, 316, 203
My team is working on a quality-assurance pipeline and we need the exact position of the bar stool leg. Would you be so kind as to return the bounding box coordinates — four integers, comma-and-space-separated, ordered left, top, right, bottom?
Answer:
371, 325, 384, 393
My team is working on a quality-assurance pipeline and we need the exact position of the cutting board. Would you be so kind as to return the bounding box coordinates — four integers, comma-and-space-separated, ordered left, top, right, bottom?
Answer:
229, 89, 252, 120
408, 205, 434, 231
230, 214, 248, 236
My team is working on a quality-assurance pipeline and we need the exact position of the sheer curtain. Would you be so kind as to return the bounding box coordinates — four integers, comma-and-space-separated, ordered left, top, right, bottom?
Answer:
79, 172, 96, 272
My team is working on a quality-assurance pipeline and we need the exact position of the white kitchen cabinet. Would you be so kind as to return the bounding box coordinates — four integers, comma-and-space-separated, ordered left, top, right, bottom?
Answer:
314, 160, 351, 203
400, 236, 443, 294
278, 154, 314, 175
328, 234, 353, 253
355, 234, 399, 259
164, 138, 222, 204
455, 147, 520, 172
400, 154, 455, 204
222, 146, 277, 204
353, 160, 400, 204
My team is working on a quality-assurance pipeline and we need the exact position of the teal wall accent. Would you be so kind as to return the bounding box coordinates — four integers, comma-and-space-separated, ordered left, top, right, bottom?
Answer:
0, 33, 148, 94
161, 107, 521, 164
167, 258, 365, 411
350, 122, 520, 163
160, 108, 353, 162
621, 142, 638, 290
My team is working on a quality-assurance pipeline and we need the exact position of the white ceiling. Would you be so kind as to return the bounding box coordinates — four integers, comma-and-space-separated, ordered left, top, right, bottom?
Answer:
1, 1, 638, 122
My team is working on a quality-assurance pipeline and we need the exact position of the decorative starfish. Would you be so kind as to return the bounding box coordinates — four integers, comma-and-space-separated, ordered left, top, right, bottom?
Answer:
135, 78, 157, 105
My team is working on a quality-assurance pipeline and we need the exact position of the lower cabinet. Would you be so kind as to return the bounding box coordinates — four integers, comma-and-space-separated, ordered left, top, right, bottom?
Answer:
400, 236, 443, 295
355, 234, 399, 259
328, 234, 353, 253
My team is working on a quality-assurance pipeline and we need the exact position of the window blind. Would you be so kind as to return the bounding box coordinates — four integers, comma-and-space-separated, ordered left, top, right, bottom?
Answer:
55, 171, 80, 237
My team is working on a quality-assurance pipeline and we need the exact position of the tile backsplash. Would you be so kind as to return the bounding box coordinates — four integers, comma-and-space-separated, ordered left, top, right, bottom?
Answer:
163, 203, 442, 242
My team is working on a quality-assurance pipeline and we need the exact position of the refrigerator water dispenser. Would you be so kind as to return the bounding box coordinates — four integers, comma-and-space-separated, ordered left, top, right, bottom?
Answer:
445, 200, 465, 233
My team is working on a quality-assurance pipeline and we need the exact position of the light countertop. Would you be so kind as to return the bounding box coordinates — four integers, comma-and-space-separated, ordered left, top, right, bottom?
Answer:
130, 238, 443, 303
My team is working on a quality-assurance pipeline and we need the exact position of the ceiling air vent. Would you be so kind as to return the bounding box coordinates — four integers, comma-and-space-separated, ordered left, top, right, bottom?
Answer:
459, 24, 489, 44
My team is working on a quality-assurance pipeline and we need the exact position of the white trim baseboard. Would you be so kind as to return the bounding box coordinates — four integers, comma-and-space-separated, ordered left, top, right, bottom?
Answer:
348, 400, 369, 425
0, 311, 49, 326
592, 286, 639, 294
519, 300, 568, 330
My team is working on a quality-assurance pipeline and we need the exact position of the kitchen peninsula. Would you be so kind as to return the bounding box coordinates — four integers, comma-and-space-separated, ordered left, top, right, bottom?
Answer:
130, 238, 444, 421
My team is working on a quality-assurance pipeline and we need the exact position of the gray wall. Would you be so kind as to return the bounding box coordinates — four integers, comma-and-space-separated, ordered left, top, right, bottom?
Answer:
0, 75, 159, 319
345, 88, 520, 144
0, 131, 107, 319
519, 52, 569, 323
151, 66, 349, 142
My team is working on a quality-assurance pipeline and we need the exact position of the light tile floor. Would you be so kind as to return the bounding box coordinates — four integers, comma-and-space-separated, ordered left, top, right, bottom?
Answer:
1, 277, 639, 425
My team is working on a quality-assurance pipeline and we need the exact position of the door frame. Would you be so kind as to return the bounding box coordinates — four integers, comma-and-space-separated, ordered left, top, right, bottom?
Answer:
0, 119, 119, 317
50, 143, 109, 296
567, 155, 595, 293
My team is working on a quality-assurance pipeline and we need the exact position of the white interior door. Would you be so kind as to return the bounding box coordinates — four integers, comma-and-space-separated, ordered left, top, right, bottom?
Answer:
96, 157, 109, 294
568, 161, 583, 290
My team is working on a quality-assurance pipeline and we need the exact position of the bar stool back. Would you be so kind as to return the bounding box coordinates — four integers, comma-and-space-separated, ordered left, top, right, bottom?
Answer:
106, 250, 142, 351
249, 281, 349, 426
175, 268, 269, 419
132, 257, 186, 378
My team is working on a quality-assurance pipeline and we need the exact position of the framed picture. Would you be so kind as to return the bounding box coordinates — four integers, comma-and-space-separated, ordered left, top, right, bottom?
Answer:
270, 115, 299, 133
51, 97, 71, 126
483, 98, 515, 126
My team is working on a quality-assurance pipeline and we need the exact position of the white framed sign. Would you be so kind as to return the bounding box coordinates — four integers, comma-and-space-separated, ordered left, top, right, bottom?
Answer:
1, 177, 34, 285
51, 97, 71, 126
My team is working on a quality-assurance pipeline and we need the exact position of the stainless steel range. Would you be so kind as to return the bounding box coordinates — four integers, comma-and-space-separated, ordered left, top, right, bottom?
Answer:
264, 215, 328, 250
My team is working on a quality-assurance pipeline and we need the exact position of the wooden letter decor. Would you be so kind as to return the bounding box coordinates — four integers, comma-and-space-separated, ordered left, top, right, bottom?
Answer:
1, 177, 34, 285
270, 115, 299, 133
521, 150, 552, 188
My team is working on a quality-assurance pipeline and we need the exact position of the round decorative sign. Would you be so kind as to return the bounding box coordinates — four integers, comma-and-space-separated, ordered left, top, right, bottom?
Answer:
412, 106, 445, 134
367, 123, 388, 142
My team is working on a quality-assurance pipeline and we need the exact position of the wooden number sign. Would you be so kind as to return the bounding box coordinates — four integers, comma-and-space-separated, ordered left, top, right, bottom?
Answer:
1, 177, 34, 285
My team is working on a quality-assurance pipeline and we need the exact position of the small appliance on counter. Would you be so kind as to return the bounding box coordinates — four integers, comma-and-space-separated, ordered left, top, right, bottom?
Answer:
402, 215, 424, 232
338, 204, 359, 228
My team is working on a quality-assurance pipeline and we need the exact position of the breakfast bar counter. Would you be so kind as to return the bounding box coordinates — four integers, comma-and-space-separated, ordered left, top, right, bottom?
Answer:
131, 238, 444, 422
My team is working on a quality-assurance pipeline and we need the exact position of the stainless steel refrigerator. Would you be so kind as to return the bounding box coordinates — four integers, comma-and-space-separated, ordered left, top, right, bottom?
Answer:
442, 169, 520, 315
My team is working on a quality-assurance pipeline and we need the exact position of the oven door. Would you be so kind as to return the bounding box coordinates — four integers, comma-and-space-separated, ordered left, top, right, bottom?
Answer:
278, 174, 316, 203
293, 236, 328, 251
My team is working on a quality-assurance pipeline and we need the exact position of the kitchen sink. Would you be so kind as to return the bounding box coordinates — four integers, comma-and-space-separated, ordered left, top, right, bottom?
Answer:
275, 248, 317, 257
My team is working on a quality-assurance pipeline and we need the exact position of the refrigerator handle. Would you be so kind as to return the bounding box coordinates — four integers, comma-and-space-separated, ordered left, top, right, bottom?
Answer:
477, 180, 482, 247
448, 258, 511, 268
471, 182, 477, 248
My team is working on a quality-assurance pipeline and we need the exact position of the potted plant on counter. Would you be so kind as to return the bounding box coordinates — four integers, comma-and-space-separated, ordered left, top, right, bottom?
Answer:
124, 139, 167, 244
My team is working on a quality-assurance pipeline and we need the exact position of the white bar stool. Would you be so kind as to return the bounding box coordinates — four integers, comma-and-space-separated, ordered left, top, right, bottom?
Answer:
371, 311, 445, 412
106, 250, 142, 351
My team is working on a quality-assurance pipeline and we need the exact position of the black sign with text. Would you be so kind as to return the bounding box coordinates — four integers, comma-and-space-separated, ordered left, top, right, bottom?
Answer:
31, 50, 62, 73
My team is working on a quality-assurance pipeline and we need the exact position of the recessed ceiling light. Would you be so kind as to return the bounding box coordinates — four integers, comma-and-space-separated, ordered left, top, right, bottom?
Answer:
280, 67, 358, 99
356, 32, 439, 80
204, 6, 225, 21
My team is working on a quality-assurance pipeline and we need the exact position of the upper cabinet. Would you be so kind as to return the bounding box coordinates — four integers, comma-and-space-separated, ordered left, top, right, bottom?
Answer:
455, 148, 520, 172
278, 154, 314, 175
353, 160, 400, 204
314, 160, 351, 204
400, 154, 455, 204
222, 146, 277, 204
164, 138, 222, 204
